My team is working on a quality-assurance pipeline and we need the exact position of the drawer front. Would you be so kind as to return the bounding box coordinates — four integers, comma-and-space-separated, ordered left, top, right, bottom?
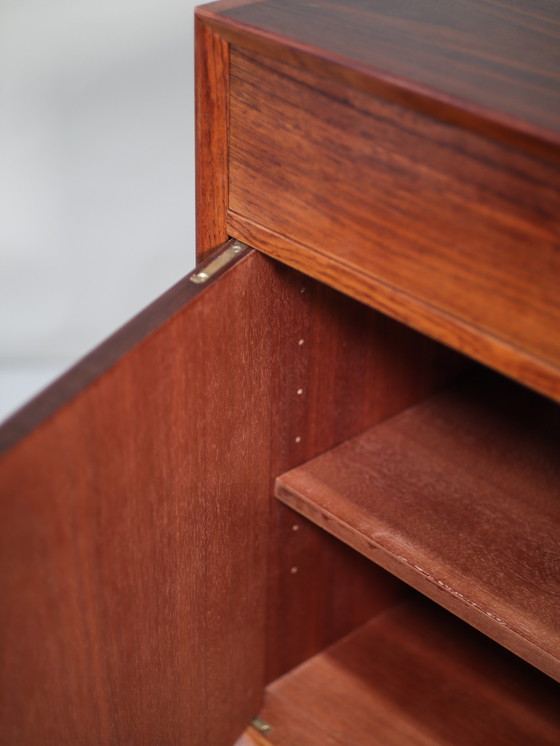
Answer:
228, 47, 560, 400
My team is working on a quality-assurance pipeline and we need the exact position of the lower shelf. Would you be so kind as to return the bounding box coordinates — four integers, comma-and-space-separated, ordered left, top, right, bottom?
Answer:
242, 597, 560, 746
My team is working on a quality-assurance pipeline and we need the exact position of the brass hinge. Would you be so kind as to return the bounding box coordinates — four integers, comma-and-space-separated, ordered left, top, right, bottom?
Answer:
189, 240, 248, 284
251, 717, 273, 734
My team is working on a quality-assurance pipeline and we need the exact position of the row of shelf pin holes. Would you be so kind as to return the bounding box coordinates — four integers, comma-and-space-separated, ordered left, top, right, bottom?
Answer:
290, 285, 307, 574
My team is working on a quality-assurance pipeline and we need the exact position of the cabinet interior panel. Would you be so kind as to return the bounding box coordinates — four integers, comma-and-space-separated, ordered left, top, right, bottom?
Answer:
263, 264, 465, 681
243, 597, 560, 746
275, 371, 560, 680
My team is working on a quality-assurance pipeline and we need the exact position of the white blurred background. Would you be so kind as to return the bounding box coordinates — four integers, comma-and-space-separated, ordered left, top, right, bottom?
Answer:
0, 0, 213, 422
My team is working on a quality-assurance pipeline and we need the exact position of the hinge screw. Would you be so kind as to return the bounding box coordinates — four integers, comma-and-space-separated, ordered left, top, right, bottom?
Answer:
190, 271, 210, 284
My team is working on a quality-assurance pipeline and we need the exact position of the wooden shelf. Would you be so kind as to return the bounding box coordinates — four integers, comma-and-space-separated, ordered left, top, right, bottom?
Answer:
275, 372, 560, 681
243, 597, 560, 746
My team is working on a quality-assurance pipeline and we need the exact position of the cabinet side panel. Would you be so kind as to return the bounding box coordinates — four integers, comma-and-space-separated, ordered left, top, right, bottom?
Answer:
0, 251, 276, 746
195, 15, 229, 262
266, 263, 465, 680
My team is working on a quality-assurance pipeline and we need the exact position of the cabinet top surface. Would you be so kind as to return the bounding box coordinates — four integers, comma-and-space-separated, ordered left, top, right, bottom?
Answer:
202, 0, 560, 151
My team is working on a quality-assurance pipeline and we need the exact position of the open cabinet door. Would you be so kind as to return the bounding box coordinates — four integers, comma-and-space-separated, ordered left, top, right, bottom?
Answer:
0, 243, 274, 746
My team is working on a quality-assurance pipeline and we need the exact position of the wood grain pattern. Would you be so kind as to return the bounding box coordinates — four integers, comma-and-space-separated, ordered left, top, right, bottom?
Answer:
200, 0, 560, 159
228, 214, 560, 406
195, 15, 229, 261
264, 263, 464, 681
228, 47, 560, 402
250, 597, 560, 746
0, 241, 463, 739
276, 371, 560, 681
0, 246, 276, 745
0, 241, 247, 454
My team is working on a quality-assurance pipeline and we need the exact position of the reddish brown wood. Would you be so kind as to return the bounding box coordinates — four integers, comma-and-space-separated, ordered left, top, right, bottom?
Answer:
7, 4, 558, 739
0, 246, 277, 745
264, 264, 464, 681
249, 597, 560, 746
227, 47, 560, 403
0, 243, 246, 454
199, 0, 560, 160
228, 214, 560, 406
0, 240, 463, 740
195, 14, 229, 261
276, 371, 560, 681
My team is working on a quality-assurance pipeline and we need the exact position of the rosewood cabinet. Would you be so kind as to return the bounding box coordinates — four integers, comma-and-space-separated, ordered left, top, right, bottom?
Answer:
1, 1, 559, 744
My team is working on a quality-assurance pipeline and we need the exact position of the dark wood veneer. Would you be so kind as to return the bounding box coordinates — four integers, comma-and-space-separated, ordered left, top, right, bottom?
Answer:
228, 47, 560, 402
199, 0, 560, 159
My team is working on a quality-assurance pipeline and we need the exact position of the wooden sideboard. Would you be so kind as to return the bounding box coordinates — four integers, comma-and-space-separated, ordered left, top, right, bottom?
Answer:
1, 1, 559, 744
